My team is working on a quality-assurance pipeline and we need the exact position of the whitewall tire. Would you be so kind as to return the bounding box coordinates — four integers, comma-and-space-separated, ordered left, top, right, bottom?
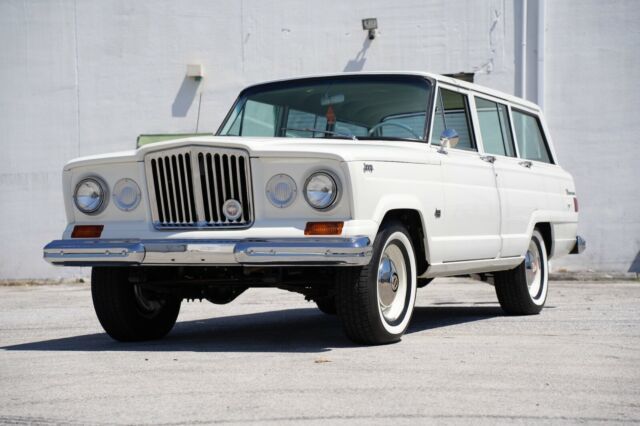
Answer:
494, 229, 549, 315
336, 221, 417, 344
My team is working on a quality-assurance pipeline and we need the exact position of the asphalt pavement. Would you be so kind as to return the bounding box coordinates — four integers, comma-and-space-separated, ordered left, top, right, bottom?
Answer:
0, 278, 638, 425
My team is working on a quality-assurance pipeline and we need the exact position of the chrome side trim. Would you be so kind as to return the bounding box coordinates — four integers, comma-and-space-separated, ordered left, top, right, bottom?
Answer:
43, 237, 372, 267
570, 235, 586, 254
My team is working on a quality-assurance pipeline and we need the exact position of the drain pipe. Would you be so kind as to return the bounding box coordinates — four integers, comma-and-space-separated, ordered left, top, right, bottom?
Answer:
537, 0, 545, 110
519, 0, 528, 99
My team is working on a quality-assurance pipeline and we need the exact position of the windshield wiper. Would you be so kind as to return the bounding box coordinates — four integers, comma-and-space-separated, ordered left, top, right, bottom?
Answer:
281, 127, 358, 141
358, 135, 423, 142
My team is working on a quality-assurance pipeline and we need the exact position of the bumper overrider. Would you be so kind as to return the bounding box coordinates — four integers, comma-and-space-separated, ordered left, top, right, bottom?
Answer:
43, 237, 373, 267
570, 235, 586, 255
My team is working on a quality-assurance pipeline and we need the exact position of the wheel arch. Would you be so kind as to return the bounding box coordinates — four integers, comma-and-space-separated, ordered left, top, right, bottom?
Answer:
524, 211, 559, 259
379, 208, 429, 276
534, 222, 553, 258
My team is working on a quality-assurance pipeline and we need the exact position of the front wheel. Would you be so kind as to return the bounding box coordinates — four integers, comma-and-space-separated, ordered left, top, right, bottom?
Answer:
91, 267, 181, 342
336, 221, 417, 344
494, 229, 549, 315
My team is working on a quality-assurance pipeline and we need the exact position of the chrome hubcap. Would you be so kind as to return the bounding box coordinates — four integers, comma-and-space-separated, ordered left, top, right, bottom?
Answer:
377, 243, 407, 322
524, 239, 542, 299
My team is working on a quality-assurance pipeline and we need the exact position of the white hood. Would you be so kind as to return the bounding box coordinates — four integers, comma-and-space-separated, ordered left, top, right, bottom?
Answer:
64, 136, 435, 169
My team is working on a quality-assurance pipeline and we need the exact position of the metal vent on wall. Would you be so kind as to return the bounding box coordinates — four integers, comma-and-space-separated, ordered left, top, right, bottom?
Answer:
144, 146, 253, 229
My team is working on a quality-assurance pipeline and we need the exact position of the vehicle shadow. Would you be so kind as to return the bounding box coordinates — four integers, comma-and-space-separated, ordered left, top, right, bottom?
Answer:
2, 305, 503, 354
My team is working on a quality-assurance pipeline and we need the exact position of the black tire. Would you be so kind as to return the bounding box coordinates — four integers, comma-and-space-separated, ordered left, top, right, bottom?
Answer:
494, 229, 549, 315
315, 296, 337, 315
336, 221, 417, 345
91, 267, 181, 342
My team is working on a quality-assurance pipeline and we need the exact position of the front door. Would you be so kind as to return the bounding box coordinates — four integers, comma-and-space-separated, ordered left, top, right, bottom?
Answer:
429, 85, 501, 262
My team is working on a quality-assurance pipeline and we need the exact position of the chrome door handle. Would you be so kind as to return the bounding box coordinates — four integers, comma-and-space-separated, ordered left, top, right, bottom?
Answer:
519, 160, 533, 168
480, 155, 496, 163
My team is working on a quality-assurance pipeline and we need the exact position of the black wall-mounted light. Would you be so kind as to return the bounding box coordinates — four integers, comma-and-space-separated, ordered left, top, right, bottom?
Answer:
362, 18, 378, 40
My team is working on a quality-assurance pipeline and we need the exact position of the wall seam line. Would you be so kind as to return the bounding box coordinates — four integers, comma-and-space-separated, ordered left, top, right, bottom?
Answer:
73, 0, 80, 157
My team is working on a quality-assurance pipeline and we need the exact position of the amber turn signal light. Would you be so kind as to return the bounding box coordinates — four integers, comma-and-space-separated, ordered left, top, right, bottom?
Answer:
304, 221, 343, 236
71, 225, 104, 238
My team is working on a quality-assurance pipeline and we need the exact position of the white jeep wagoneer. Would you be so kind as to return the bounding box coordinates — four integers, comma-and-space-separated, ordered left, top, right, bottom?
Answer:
44, 72, 585, 345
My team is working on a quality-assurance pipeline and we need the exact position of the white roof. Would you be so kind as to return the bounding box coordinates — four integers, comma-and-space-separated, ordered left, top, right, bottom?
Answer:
243, 71, 540, 112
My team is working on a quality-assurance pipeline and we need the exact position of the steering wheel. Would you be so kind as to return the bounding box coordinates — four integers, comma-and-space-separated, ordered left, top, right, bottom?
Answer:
368, 121, 422, 139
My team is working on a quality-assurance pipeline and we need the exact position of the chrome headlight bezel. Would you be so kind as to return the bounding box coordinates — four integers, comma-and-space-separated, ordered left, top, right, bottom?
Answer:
73, 176, 108, 215
112, 178, 141, 212
265, 174, 298, 208
303, 170, 341, 211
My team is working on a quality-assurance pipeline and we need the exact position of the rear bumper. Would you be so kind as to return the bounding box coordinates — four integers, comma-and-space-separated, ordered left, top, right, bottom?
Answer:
43, 236, 372, 267
569, 235, 586, 254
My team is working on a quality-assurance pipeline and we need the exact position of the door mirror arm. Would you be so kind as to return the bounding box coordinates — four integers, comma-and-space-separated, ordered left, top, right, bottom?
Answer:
438, 129, 459, 155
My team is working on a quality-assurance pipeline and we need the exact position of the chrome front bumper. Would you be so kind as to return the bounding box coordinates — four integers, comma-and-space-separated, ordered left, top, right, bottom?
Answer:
43, 237, 372, 267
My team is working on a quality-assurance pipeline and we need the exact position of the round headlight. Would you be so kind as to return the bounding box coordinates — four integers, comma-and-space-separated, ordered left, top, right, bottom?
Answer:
266, 174, 297, 208
304, 172, 339, 210
74, 177, 107, 214
113, 178, 141, 211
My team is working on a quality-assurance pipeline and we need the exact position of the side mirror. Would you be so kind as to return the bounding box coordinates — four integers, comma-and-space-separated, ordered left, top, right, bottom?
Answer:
438, 128, 459, 153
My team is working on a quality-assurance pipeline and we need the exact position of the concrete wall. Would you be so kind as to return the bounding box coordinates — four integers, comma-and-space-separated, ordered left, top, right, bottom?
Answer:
0, 0, 637, 279
545, 1, 640, 274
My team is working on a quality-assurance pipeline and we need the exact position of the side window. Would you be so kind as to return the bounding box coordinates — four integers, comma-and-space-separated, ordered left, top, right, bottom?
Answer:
512, 110, 553, 163
431, 88, 475, 151
240, 100, 277, 136
474, 97, 516, 157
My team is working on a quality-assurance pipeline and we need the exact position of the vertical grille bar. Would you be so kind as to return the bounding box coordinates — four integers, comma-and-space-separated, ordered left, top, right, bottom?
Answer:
145, 147, 252, 229
161, 157, 173, 223
209, 154, 221, 223
218, 154, 227, 214
174, 155, 185, 223
200, 153, 213, 223
157, 158, 169, 224
238, 157, 249, 222
234, 156, 243, 217
184, 152, 198, 223
170, 155, 183, 223
178, 154, 192, 223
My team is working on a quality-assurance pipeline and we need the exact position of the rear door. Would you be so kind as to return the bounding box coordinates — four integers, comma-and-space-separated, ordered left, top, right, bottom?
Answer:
471, 94, 552, 257
429, 84, 501, 262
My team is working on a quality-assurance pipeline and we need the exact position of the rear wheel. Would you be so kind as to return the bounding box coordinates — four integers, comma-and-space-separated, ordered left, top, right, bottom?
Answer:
336, 221, 417, 344
494, 229, 549, 315
91, 267, 181, 342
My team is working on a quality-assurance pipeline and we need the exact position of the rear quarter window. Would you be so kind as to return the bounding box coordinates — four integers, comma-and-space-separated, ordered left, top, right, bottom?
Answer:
511, 109, 554, 164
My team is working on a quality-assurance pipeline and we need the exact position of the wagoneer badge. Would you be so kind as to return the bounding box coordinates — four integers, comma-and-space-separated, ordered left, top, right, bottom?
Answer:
363, 163, 374, 173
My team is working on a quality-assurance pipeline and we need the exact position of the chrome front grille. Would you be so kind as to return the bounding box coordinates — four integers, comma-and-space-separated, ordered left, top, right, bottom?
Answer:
145, 147, 253, 229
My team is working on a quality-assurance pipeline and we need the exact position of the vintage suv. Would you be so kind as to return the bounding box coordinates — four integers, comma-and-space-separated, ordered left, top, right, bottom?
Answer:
43, 72, 585, 345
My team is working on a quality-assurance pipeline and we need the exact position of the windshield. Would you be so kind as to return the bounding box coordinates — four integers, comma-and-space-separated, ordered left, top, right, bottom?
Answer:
217, 75, 432, 141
